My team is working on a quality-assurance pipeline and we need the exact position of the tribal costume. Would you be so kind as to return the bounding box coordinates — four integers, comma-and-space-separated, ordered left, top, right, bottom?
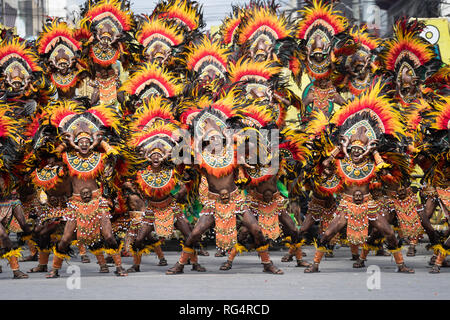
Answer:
335, 25, 380, 99
422, 96, 450, 273
167, 87, 283, 274
0, 35, 57, 118
78, 0, 136, 110
44, 99, 128, 277
124, 96, 190, 271
151, 0, 204, 36
200, 187, 246, 251
37, 19, 86, 99
390, 188, 424, 244
305, 82, 414, 273
135, 15, 185, 65
296, 0, 349, 121
379, 18, 438, 110
0, 104, 33, 279
297, 109, 345, 257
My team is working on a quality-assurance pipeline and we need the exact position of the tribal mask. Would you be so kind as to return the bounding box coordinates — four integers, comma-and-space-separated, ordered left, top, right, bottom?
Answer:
0, 37, 41, 95
380, 19, 435, 105
136, 17, 184, 65
296, 0, 348, 80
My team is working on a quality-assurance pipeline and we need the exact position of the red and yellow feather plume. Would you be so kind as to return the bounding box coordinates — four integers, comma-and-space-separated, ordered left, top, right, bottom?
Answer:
331, 81, 404, 139
130, 120, 179, 148
136, 17, 184, 48
130, 95, 176, 131
228, 56, 281, 84
219, 6, 244, 46
349, 25, 380, 52
83, 0, 133, 32
199, 88, 238, 119
425, 65, 450, 91
235, 102, 273, 128
155, 0, 202, 32
178, 97, 207, 126
23, 113, 47, 142
430, 96, 450, 131
280, 127, 309, 164
405, 108, 422, 135
237, 5, 295, 45
86, 104, 122, 133
73, 26, 92, 43
0, 37, 41, 73
306, 109, 330, 137
120, 62, 183, 99
37, 20, 81, 55
49, 100, 80, 128
0, 106, 18, 141
296, 0, 348, 40
184, 36, 230, 77
380, 19, 434, 72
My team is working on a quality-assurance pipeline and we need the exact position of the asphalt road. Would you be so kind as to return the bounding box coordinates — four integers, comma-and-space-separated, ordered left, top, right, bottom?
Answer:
0, 243, 449, 300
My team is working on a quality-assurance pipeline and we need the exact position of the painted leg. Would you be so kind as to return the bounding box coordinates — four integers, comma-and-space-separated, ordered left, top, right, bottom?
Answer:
28, 249, 50, 273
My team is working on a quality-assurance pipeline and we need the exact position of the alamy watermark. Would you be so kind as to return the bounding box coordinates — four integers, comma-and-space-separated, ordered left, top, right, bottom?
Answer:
366, 265, 381, 290
66, 265, 81, 290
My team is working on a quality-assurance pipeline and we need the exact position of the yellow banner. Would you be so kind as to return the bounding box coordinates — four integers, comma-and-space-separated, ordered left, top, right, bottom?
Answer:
417, 18, 450, 65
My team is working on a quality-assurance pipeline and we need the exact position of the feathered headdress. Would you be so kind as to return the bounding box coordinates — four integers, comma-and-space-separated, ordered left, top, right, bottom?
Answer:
228, 56, 281, 85
120, 62, 183, 104
296, 0, 347, 41
50, 99, 122, 139
219, 4, 245, 47
152, 0, 204, 33
130, 95, 177, 132
237, 2, 296, 48
194, 88, 237, 125
0, 37, 41, 79
81, 0, 134, 34
430, 96, 450, 131
234, 101, 274, 129
336, 25, 381, 96
79, 0, 134, 66
331, 81, 405, 141
306, 109, 330, 137
130, 118, 179, 151
228, 57, 285, 126
296, 0, 348, 79
0, 103, 25, 197
38, 20, 81, 57
0, 104, 23, 170
419, 96, 450, 187
37, 20, 83, 92
279, 127, 309, 164
349, 25, 379, 54
380, 18, 435, 81
183, 35, 231, 81
136, 16, 185, 60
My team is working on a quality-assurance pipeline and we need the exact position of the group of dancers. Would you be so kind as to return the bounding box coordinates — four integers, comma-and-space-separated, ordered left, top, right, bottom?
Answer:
0, 0, 448, 279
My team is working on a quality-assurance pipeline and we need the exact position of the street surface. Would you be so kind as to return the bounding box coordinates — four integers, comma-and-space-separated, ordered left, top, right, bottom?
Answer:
0, 243, 449, 300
